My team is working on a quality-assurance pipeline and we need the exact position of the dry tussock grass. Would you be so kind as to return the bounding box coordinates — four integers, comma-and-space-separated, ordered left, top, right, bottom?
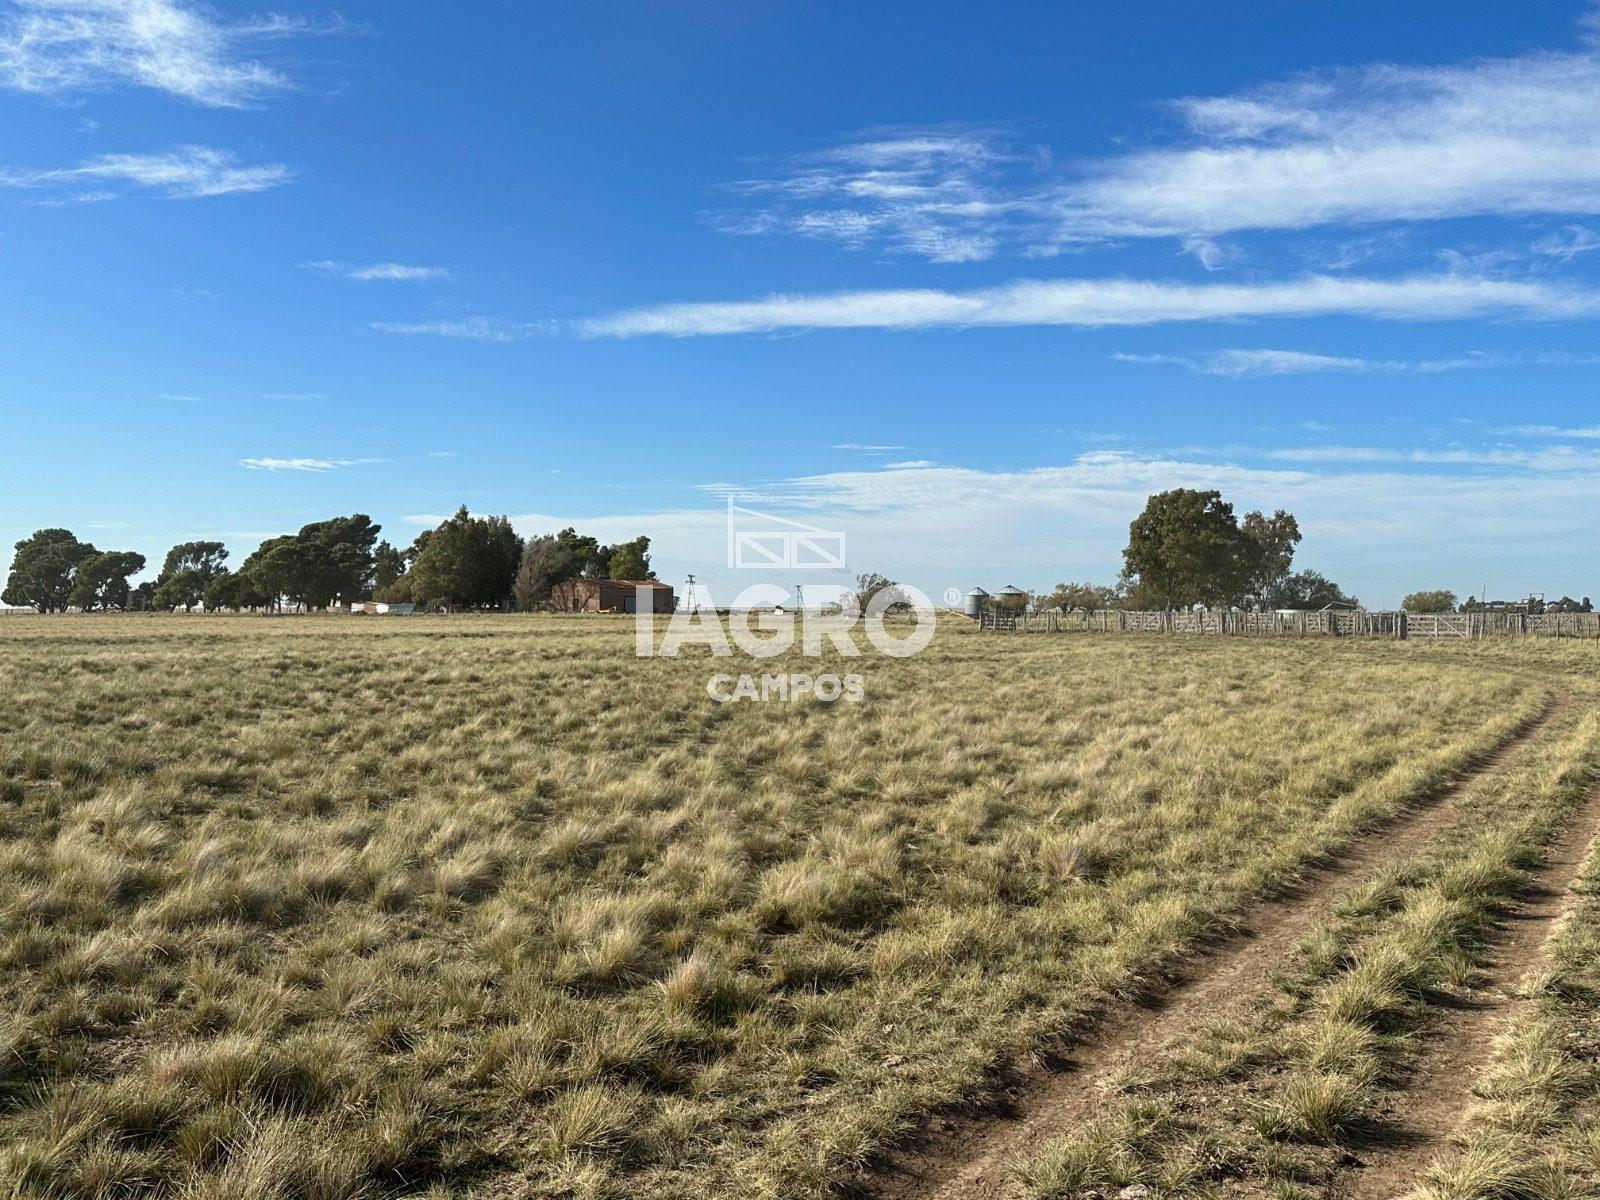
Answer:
1017, 669, 1600, 1200
0, 614, 1560, 1198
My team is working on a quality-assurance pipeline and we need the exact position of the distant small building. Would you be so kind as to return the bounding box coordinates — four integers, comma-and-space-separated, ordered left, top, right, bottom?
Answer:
350, 601, 417, 615
550, 578, 676, 614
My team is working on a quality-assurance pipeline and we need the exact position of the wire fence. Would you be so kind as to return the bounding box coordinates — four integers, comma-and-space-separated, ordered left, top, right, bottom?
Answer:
978, 608, 1600, 639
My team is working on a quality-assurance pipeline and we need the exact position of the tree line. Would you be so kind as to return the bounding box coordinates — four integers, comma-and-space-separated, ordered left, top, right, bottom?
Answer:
2, 507, 657, 614
1397, 589, 1593, 615
10, 487, 1574, 616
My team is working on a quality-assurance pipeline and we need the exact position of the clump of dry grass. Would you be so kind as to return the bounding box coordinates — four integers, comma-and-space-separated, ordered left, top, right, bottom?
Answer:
1403, 804, 1600, 1199
0, 614, 1569, 1198
1016, 701, 1600, 1200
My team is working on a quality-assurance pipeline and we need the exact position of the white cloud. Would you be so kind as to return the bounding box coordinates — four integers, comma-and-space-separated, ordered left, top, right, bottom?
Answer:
27, 187, 114, 205
581, 274, 1600, 338
454, 450, 1600, 609
833, 442, 909, 451
1181, 237, 1233, 271
1530, 224, 1600, 261
1051, 51, 1600, 242
262, 391, 325, 401
712, 130, 1024, 263
159, 391, 202, 402
1267, 445, 1600, 470
1503, 424, 1600, 439
304, 261, 453, 283
370, 316, 542, 343
240, 456, 374, 472
2, 145, 293, 198
1116, 349, 1383, 377
0, 0, 323, 106
1111, 347, 1600, 378
713, 29, 1600, 259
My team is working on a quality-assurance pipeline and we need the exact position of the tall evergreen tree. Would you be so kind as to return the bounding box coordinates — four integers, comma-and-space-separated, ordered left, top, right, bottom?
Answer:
3, 529, 97, 612
152, 541, 229, 611
406, 507, 522, 608
69, 550, 146, 611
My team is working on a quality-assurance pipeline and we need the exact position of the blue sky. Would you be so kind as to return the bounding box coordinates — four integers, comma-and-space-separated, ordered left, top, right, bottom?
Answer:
5, 1, 1600, 607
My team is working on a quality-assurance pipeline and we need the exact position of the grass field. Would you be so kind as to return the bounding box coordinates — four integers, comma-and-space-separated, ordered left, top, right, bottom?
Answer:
1, 615, 1595, 1199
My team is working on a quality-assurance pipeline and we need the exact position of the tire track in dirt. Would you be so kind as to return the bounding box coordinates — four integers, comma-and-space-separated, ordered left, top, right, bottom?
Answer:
1342, 766, 1600, 1200
858, 695, 1565, 1200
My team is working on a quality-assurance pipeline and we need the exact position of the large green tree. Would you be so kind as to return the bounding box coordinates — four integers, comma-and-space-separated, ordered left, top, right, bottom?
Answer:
295, 514, 382, 607
235, 515, 380, 610
68, 550, 146, 611
1121, 489, 1255, 608
202, 569, 269, 612
1259, 569, 1358, 611
239, 537, 304, 611
3, 529, 97, 612
1045, 581, 1119, 612
405, 507, 522, 609
373, 540, 406, 593
603, 535, 653, 581
1403, 589, 1458, 613
152, 541, 229, 611
1122, 490, 1311, 609
1239, 509, 1302, 602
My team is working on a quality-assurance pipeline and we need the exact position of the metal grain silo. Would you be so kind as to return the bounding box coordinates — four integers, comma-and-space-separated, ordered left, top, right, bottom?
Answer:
964, 587, 990, 618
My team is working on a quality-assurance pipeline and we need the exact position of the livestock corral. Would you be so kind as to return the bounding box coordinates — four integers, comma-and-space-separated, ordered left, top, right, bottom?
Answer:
2, 614, 1599, 1200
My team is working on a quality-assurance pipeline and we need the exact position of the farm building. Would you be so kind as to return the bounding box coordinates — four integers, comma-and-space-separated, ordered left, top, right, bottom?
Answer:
549, 578, 676, 613
349, 601, 418, 615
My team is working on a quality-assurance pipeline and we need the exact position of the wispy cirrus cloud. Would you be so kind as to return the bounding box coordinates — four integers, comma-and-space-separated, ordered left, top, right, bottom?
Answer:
580, 273, 1600, 338
1113, 347, 1600, 379
1502, 424, 1600, 439
304, 260, 453, 283
714, 23, 1600, 261
712, 129, 1036, 263
1047, 51, 1600, 243
1529, 224, 1600, 262
1267, 444, 1600, 470
832, 442, 909, 452
0, 0, 329, 107
370, 316, 543, 342
1, 145, 292, 199
240, 456, 377, 473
